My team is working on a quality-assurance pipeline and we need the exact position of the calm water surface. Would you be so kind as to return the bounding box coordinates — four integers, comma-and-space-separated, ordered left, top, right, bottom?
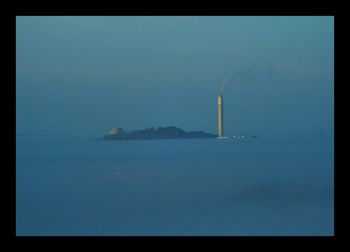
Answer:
16, 136, 334, 235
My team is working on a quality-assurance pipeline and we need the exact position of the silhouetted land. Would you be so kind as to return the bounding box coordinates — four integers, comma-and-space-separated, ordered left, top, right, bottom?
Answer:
103, 126, 217, 140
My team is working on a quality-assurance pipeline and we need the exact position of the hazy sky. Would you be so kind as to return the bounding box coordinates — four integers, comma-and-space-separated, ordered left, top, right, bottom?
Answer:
16, 16, 333, 137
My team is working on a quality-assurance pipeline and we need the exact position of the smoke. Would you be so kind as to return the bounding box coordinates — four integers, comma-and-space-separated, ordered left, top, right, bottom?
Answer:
220, 78, 233, 95
220, 65, 275, 94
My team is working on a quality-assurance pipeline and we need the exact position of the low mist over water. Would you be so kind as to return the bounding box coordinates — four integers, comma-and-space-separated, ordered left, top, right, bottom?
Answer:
16, 136, 333, 235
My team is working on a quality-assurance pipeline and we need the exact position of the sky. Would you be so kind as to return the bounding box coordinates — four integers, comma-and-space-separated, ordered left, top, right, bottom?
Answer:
16, 16, 334, 137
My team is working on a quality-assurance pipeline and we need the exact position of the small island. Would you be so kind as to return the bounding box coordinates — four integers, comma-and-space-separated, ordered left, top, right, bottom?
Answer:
103, 126, 217, 140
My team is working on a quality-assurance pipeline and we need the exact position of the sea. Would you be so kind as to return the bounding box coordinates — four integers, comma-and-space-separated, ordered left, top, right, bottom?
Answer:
16, 135, 334, 236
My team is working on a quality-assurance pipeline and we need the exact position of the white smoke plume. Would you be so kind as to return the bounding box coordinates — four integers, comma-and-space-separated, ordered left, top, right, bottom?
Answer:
220, 78, 233, 94
219, 65, 274, 94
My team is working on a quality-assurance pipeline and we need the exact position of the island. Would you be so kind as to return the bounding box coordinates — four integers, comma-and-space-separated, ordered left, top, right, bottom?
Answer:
103, 126, 217, 140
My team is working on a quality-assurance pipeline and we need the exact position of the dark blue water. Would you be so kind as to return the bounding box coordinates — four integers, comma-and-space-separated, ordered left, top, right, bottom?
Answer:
16, 136, 333, 235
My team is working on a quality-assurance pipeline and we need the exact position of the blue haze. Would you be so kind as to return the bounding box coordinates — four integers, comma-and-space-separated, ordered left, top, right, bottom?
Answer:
16, 16, 333, 137
16, 16, 333, 235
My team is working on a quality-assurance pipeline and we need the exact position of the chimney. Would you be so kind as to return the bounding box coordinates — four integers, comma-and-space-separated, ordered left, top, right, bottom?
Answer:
218, 95, 223, 138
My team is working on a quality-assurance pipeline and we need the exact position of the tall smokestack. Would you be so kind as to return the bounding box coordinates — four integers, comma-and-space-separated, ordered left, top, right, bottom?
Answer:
218, 95, 223, 138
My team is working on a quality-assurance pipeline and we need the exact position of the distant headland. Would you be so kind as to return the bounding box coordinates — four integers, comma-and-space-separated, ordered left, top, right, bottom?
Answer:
103, 126, 217, 140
